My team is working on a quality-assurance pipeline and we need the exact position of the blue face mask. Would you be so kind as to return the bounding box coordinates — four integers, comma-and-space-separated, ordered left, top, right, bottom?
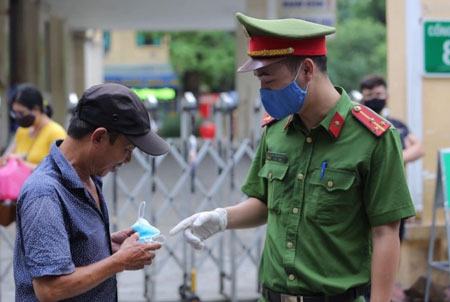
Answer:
259, 65, 307, 120
131, 201, 165, 244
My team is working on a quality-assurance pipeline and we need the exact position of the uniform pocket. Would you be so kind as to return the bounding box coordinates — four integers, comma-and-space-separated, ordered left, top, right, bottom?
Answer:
308, 168, 359, 224
258, 161, 289, 212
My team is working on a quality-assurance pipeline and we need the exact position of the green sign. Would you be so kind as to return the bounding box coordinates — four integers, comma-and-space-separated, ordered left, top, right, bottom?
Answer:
131, 87, 176, 102
424, 21, 450, 74
440, 149, 450, 207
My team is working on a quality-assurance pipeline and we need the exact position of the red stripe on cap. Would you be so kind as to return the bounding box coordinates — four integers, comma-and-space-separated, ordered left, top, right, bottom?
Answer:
249, 35, 327, 56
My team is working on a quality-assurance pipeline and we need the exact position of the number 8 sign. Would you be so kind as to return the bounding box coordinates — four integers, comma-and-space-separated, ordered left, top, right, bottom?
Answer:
424, 21, 450, 74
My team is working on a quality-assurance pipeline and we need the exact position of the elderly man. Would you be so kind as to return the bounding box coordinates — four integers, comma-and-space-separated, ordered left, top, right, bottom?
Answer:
170, 13, 416, 302
14, 83, 169, 301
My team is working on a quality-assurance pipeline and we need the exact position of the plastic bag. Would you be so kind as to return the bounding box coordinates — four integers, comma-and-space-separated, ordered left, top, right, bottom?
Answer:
0, 158, 32, 201
131, 201, 165, 244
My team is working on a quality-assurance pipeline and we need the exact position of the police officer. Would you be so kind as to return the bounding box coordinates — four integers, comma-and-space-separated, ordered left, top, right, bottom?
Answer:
170, 13, 415, 302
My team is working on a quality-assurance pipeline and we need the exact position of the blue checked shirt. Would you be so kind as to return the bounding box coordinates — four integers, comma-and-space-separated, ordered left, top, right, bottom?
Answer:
14, 141, 117, 301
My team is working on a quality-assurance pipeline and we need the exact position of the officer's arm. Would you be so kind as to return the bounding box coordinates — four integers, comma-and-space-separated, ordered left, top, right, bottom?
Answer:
403, 133, 424, 164
226, 197, 268, 229
370, 221, 401, 302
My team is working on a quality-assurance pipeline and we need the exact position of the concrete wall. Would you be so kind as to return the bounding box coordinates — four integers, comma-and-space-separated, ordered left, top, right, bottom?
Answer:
387, 0, 450, 288
104, 31, 170, 65
421, 0, 450, 224
6, 0, 75, 128
83, 30, 103, 89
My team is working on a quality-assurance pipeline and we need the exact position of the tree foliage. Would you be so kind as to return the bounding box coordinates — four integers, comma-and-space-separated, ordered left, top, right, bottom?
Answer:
327, 0, 386, 91
327, 18, 386, 91
168, 31, 236, 92
337, 0, 386, 24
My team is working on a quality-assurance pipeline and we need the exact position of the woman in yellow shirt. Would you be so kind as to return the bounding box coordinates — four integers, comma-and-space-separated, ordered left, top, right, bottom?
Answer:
0, 84, 66, 170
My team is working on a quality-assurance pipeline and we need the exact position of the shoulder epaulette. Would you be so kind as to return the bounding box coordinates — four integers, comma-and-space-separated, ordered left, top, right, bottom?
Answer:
351, 105, 391, 137
261, 113, 278, 127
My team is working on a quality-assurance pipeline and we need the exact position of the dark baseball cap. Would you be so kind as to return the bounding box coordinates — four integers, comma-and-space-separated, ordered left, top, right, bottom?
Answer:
76, 83, 169, 156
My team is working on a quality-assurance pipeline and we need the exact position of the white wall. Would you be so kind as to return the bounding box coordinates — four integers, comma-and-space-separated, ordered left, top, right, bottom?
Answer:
84, 30, 104, 89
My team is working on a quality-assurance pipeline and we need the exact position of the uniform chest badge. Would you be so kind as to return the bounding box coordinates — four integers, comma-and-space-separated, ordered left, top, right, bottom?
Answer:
328, 112, 345, 138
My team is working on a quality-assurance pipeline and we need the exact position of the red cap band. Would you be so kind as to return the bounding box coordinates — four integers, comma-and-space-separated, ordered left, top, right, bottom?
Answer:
248, 35, 327, 57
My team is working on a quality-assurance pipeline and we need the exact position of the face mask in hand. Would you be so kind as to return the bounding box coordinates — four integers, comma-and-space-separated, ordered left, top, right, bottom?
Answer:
131, 201, 165, 244
259, 64, 307, 120
16, 114, 36, 128
362, 98, 386, 114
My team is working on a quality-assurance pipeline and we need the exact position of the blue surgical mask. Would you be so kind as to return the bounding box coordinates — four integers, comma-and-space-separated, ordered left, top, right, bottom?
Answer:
132, 217, 162, 242
259, 65, 307, 120
131, 201, 165, 243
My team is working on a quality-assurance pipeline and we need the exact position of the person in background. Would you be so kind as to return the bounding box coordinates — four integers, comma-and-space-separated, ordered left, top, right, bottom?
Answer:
171, 13, 416, 302
360, 75, 424, 165
14, 83, 170, 301
0, 83, 66, 169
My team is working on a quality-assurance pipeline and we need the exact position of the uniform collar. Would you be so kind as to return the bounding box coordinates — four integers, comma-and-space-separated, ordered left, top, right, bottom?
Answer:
283, 87, 352, 139
318, 87, 353, 139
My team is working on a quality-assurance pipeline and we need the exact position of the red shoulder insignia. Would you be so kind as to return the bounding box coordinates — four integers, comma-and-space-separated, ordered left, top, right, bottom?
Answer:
351, 105, 391, 137
328, 112, 345, 138
261, 113, 278, 127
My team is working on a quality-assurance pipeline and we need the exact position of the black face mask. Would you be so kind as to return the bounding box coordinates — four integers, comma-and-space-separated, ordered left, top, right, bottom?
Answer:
16, 114, 36, 128
362, 98, 386, 114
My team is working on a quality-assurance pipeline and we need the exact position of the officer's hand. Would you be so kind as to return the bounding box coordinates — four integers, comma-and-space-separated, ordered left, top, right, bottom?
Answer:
113, 233, 161, 271
169, 208, 228, 250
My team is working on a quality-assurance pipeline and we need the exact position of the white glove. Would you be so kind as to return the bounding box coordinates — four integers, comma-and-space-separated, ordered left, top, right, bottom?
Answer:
169, 208, 228, 250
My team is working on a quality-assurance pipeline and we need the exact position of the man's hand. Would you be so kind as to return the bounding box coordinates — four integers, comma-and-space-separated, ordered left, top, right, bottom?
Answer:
111, 228, 134, 253
113, 233, 161, 271
169, 208, 228, 250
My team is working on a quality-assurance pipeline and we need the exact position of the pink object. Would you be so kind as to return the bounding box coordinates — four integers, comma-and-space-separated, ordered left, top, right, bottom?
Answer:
0, 158, 32, 201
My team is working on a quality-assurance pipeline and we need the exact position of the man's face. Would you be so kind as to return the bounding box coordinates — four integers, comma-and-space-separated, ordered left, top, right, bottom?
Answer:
253, 59, 298, 90
94, 133, 135, 177
361, 85, 387, 102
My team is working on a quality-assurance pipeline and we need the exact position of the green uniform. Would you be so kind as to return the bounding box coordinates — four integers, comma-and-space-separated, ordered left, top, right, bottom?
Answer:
241, 87, 415, 297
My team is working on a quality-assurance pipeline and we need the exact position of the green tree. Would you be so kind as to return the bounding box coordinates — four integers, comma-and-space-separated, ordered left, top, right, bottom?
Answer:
337, 0, 386, 24
327, 18, 386, 92
168, 31, 236, 92
327, 0, 386, 92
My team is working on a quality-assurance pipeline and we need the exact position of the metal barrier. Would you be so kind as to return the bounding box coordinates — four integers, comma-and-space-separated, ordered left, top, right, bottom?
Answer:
103, 92, 266, 301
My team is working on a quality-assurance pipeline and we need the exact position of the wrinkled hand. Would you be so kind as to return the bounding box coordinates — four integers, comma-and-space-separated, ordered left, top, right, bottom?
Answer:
169, 208, 228, 250
111, 228, 135, 253
113, 233, 161, 271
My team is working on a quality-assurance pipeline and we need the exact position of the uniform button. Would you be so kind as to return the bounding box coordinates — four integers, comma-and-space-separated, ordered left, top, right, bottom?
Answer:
306, 137, 313, 143
297, 173, 304, 181
354, 105, 361, 112
287, 242, 294, 249
292, 207, 299, 214
288, 274, 296, 281
334, 120, 341, 126
327, 180, 334, 188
